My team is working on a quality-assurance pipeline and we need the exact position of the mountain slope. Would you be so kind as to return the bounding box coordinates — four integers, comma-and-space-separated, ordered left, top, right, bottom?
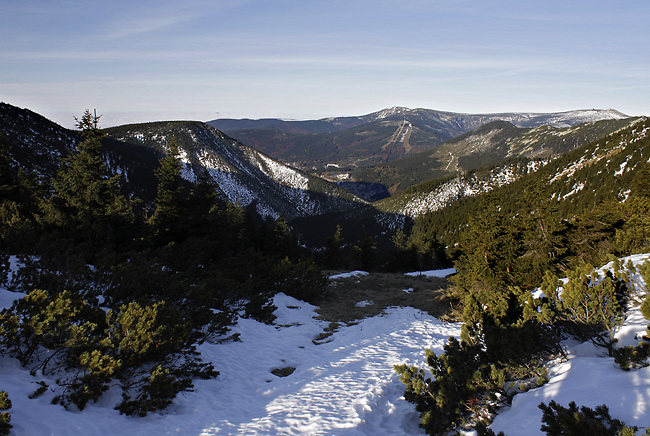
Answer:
0, 102, 78, 176
104, 121, 364, 220
0, 102, 365, 222
378, 116, 650, 225
356, 117, 638, 194
208, 107, 629, 170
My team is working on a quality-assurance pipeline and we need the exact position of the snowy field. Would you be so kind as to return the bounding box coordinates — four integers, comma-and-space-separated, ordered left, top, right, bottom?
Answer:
1, 257, 650, 435
0, 285, 460, 435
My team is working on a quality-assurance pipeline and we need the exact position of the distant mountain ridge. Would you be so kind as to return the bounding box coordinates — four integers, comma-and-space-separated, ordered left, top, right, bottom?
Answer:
207, 107, 629, 170
355, 116, 639, 194
210, 106, 627, 134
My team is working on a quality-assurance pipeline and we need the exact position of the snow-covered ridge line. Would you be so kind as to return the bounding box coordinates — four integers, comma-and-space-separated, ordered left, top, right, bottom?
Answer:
106, 121, 364, 220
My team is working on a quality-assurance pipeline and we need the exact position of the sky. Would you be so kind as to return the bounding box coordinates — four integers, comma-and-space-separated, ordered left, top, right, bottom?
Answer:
1, 0, 650, 128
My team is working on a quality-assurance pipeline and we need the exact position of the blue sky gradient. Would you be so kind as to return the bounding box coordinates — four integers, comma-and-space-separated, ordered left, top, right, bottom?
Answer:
2, 0, 649, 128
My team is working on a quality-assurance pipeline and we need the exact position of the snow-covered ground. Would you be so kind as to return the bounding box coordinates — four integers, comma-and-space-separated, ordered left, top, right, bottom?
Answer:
0, 284, 460, 435
1, 257, 650, 435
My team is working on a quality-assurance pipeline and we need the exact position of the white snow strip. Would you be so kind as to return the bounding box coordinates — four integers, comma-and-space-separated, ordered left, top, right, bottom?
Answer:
405, 268, 456, 278
329, 271, 369, 280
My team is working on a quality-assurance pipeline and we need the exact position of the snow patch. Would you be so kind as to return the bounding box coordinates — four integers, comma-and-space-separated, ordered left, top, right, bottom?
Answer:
329, 271, 369, 280
405, 268, 457, 278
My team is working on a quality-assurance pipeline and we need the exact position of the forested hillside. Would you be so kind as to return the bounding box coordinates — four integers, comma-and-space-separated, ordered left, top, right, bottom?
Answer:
376, 117, 647, 219
393, 117, 650, 436
0, 109, 328, 417
356, 117, 637, 194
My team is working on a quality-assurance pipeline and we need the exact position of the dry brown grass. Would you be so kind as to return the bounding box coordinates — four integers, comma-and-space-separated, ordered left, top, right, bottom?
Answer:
313, 271, 461, 326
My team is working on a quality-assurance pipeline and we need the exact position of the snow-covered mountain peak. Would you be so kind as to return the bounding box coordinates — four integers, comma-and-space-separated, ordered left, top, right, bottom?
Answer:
537, 109, 629, 128
372, 106, 411, 120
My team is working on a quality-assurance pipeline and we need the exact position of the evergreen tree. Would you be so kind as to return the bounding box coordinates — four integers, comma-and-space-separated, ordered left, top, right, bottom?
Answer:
0, 391, 10, 436
39, 110, 133, 252
565, 203, 622, 266
406, 219, 448, 271
0, 288, 216, 414
184, 167, 219, 236
0, 132, 40, 246
148, 137, 184, 243
631, 161, 650, 199
323, 224, 344, 269
539, 401, 629, 436
513, 180, 567, 287
451, 194, 519, 316
394, 337, 503, 435
561, 264, 628, 355
352, 228, 377, 271
615, 196, 650, 255
264, 215, 298, 257
386, 227, 419, 271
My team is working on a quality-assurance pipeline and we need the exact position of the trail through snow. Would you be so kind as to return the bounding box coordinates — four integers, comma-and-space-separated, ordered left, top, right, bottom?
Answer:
0, 289, 461, 435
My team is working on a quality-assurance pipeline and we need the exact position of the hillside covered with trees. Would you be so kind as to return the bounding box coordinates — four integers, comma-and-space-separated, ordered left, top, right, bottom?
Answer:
2, 107, 650, 435
0, 110, 326, 419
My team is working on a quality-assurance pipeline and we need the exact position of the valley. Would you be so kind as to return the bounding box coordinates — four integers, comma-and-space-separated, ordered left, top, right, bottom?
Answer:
1, 102, 650, 436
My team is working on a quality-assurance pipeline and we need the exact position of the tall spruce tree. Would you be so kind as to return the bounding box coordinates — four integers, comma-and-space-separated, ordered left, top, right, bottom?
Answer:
513, 180, 567, 287
323, 224, 344, 269
353, 228, 377, 271
451, 194, 519, 312
614, 163, 650, 254
39, 110, 133, 254
186, 168, 218, 230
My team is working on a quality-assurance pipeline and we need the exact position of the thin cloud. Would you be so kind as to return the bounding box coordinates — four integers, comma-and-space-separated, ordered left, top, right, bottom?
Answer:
101, 0, 247, 39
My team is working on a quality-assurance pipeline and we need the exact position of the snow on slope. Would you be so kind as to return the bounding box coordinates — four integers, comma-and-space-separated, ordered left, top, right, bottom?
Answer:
3, 256, 650, 435
112, 122, 361, 220
389, 162, 543, 218
536, 109, 628, 128
487, 253, 650, 436
491, 109, 628, 129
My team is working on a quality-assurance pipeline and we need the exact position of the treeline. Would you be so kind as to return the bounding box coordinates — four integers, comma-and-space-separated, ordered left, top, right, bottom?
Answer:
395, 120, 650, 435
308, 213, 449, 273
0, 111, 325, 416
